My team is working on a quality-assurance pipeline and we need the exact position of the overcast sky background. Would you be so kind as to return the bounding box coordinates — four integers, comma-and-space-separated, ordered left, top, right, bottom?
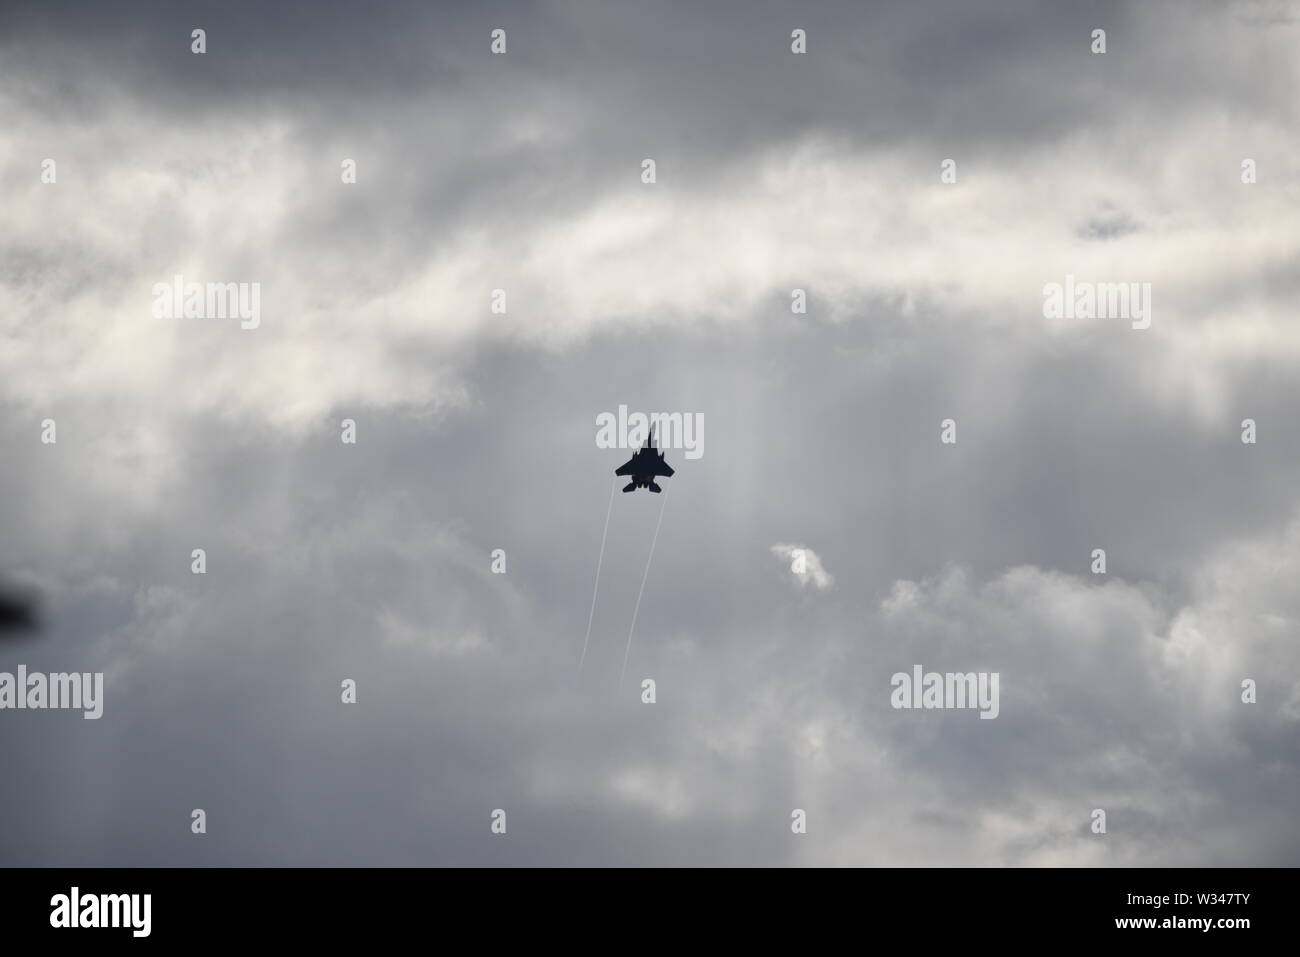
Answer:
1, 0, 1298, 865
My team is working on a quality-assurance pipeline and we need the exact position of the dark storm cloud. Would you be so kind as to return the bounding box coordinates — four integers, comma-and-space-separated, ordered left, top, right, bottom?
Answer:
4, 0, 1273, 198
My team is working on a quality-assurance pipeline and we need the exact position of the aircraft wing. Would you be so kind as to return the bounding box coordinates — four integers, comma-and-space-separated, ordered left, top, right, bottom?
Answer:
615, 455, 637, 476
654, 459, 675, 477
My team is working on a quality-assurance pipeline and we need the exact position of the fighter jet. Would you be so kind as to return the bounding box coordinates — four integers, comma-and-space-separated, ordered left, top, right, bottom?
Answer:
615, 427, 675, 493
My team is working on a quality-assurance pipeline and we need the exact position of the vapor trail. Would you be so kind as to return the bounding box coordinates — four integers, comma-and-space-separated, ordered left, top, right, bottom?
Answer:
620, 484, 670, 683
578, 477, 618, 675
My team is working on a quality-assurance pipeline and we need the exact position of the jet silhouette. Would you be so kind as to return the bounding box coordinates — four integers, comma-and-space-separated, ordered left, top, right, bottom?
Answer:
615, 427, 675, 493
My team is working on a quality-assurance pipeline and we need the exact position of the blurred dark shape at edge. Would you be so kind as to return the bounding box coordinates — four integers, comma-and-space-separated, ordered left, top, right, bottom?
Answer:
0, 584, 40, 637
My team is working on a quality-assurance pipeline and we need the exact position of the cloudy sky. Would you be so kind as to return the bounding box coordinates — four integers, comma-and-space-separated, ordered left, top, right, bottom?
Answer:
1, 0, 1298, 865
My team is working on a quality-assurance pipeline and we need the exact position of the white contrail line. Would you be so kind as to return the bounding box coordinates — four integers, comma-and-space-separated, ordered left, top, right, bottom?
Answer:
620, 484, 670, 684
578, 477, 618, 675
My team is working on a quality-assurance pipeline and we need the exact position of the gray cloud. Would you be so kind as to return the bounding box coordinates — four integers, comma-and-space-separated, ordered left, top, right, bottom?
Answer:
1, 0, 1297, 866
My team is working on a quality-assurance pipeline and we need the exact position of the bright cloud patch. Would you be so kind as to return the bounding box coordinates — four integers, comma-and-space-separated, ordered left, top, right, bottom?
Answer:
770, 543, 835, 590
